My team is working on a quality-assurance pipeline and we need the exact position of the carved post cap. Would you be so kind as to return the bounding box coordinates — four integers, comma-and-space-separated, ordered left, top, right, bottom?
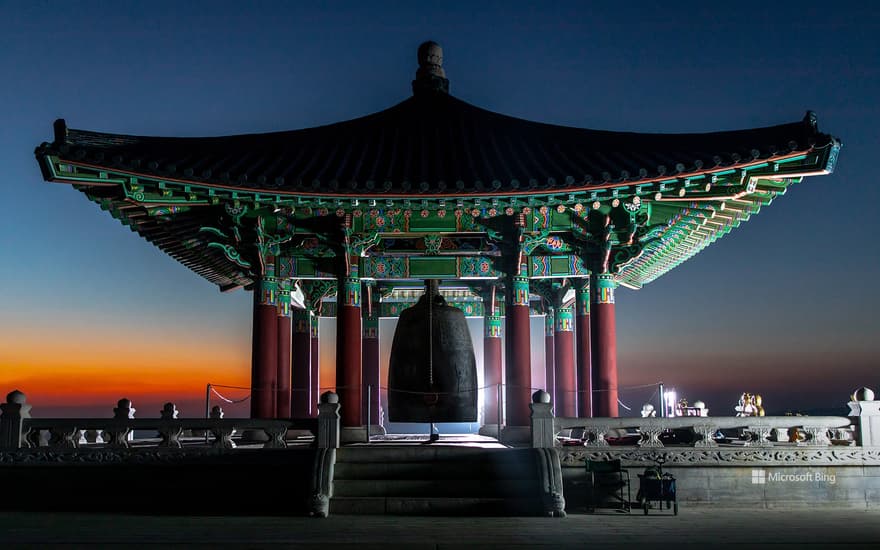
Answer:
160, 402, 179, 420
113, 398, 135, 419
2, 389, 32, 419
852, 387, 876, 402
6, 390, 26, 405
532, 389, 551, 404
529, 391, 555, 448
317, 393, 340, 449
848, 389, 880, 447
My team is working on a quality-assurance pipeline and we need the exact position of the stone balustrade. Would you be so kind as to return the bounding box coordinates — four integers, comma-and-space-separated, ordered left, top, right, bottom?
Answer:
530, 390, 878, 449
0, 391, 340, 452
558, 416, 853, 448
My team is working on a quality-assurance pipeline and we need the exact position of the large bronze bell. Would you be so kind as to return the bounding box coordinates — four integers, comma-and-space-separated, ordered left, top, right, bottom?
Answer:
387, 280, 478, 422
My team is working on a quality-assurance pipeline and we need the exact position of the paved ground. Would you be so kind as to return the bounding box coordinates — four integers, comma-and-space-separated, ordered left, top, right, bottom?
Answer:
2, 507, 879, 549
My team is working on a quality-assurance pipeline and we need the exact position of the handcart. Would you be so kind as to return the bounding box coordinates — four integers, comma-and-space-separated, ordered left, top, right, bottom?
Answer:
636, 456, 677, 515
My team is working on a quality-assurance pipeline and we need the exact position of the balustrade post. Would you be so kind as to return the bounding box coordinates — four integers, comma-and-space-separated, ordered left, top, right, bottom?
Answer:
262, 422, 288, 449
158, 402, 183, 448
209, 405, 236, 449
744, 426, 773, 447
801, 425, 832, 447
638, 425, 664, 448
25, 428, 42, 448
530, 390, 555, 448
80, 430, 103, 444
692, 423, 719, 447
583, 426, 610, 447
106, 398, 135, 448
848, 388, 880, 447
1, 390, 31, 449
48, 426, 79, 448
773, 427, 789, 443
318, 391, 341, 449
833, 427, 856, 445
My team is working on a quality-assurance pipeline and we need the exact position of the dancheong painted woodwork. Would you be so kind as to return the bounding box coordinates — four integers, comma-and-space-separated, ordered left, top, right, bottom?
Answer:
33, 46, 840, 298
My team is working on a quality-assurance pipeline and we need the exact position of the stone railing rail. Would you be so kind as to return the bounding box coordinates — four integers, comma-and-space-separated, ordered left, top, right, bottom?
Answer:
1, 390, 341, 451
529, 390, 878, 449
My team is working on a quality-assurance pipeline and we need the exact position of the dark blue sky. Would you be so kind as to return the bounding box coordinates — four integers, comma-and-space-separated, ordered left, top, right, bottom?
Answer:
2, 1, 878, 415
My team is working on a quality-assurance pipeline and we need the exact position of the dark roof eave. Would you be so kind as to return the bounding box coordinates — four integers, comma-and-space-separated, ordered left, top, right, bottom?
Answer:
36, 99, 838, 196
39, 144, 831, 199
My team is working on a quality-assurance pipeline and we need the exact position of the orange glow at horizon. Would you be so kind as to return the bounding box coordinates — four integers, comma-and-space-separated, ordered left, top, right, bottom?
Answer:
1, 322, 251, 407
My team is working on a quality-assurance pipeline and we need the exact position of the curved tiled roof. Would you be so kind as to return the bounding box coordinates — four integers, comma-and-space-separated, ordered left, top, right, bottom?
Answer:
39, 91, 835, 197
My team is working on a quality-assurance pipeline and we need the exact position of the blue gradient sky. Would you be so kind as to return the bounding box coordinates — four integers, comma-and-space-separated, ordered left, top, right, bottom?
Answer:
1, 1, 878, 417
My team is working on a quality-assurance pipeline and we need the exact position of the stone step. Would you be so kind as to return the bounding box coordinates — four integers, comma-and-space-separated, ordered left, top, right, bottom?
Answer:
335, 446, 533, 463
332, 478, 538, 498
334, 459, 534, 480
327, 446, 553, 516
329, 496, 539, 516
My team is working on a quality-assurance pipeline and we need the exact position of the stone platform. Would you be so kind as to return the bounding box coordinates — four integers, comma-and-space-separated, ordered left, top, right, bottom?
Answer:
1, 508, 879, 549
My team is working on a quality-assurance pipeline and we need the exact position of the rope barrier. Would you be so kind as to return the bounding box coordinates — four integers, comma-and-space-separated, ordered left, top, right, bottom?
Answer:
209, 386, 251, 404
208, 384, 252, 390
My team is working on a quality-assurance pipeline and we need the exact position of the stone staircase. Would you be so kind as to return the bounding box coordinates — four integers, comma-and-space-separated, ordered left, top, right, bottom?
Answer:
327, 446, 565, 516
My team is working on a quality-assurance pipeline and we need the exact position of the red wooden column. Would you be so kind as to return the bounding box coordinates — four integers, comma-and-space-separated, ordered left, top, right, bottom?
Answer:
361, 283, 380, 428
336, 262, 362, 428
291, 307, 312, 418
591, 273, 619, 417
544, 307, 555, 404
276, 285, 292, 419
554, 305, 576, 417
575, 278, 592, 417
505, 274, 532, 427
482, 287, 503, 428
251, 277, 278, 419
309, 312, 320, 418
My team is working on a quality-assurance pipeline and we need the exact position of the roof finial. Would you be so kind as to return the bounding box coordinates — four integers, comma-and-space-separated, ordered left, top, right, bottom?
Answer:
413, 41, 449, 95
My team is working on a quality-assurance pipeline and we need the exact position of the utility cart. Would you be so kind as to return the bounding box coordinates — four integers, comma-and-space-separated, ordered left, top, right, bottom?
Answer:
636, 456, 677, 515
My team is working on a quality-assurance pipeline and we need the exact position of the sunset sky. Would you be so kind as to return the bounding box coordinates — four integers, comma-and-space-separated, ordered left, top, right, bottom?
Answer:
2, 2, 878, 419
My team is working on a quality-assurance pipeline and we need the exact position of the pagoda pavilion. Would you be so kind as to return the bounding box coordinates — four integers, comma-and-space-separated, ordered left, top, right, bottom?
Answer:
34, 42, 840, 438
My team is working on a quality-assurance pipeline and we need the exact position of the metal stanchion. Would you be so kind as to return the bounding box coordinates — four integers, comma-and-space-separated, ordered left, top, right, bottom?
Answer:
204, 384, 211, 444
